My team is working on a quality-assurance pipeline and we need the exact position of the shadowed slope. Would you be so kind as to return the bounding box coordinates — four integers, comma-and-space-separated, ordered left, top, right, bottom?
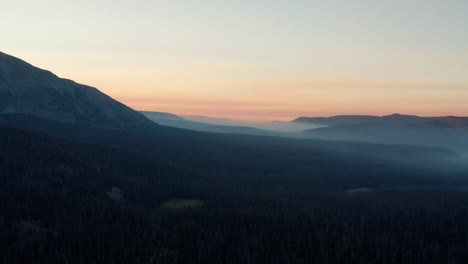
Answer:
0, 51, 149, 126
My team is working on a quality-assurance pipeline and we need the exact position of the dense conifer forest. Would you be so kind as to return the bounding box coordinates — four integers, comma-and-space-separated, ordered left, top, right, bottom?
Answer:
1, 117, 468, 263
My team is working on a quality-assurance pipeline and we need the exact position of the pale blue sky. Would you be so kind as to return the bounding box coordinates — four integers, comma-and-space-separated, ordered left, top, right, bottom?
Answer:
2, 0, 468, 120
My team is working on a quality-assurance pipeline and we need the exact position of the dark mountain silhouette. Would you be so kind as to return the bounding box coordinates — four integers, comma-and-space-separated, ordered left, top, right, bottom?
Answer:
0, 51, 149, 127
140, 111, 184, 121
142, 111, 276, 135
428, 116, 468, 128
183, 115, 245, 126
142, 112, 323, 134
294, 113, 468, 127
295, 115, 381, 126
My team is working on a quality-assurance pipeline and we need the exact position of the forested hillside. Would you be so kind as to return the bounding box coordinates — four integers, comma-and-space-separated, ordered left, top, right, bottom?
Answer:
1, 121, 468, 263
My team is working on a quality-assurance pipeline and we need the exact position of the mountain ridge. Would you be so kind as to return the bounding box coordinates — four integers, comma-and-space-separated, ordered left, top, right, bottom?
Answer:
294, 114, 468, 128
0, 51, 150, 127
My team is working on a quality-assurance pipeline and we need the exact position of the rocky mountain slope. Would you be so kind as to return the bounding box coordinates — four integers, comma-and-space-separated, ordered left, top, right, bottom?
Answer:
0, 51, 149, 127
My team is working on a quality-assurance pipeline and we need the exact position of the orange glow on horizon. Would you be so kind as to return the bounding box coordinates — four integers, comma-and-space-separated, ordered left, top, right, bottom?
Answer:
5, 51, 468, 122
114, 90, 468, 122
4, 1, 468, 123
102, 79, 468, 122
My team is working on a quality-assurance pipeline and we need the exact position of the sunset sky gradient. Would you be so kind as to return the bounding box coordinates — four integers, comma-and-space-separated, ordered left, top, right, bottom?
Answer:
3, 0, 468, 121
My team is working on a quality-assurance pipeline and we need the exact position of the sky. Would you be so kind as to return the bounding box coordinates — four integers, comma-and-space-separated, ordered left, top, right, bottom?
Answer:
2, 0, 468, 121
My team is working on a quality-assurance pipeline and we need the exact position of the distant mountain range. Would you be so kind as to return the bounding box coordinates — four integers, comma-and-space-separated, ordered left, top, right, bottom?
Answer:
182, 115, 246, 127
294, 114, 468, 128
181, 115, 324, 132
142, 112, 323, 134
141, 111, 468, 156
293, 114, 468, 156
0, 51, 149, 127
141, 111, 272, 135
140, 111, 184, 121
